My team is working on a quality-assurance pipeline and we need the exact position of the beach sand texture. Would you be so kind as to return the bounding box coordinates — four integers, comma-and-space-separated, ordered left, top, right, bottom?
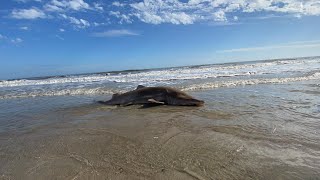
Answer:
1, 80, 319, 179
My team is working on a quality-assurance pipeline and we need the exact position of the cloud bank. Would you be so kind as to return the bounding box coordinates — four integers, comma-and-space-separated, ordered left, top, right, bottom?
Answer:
116, 0, 320, 25
8, 0, 320, 26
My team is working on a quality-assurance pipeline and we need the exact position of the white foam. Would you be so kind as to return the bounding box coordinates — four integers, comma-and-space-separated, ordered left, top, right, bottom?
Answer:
0, 58, 319, 99
0, 75, 110, 87
0, 58, 319, 88
0, 88, 120, 99
2, 73, 319, 99
182, 72, 320, 91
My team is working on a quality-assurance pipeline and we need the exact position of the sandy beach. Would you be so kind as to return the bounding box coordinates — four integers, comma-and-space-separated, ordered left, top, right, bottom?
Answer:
1, 79, 319, 179
1, 0, 320, 178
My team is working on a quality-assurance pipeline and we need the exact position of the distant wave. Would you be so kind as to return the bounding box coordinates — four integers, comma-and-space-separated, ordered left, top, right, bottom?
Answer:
0, 58, 319, 88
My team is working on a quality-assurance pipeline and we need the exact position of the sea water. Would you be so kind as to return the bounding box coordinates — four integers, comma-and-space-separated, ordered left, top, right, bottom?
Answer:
0, 57, 319, 179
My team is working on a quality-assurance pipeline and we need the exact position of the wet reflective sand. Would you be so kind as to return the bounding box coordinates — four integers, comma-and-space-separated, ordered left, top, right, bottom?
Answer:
0, 81, 320, 179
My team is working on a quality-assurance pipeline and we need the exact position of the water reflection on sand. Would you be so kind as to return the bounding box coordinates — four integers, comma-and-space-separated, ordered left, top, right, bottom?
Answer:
0, 81, 319, 179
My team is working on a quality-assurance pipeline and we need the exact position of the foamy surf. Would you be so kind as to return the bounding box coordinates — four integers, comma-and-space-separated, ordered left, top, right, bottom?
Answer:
0, 88, 122, 99
0, 57, 319, 99
182, 72, 320, 91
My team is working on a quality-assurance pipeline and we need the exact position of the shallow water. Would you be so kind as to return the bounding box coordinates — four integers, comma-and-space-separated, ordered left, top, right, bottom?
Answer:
0, 80, 319, 179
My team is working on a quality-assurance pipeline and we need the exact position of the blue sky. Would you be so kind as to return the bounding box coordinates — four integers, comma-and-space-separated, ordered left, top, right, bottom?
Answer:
0, 0, 320, 79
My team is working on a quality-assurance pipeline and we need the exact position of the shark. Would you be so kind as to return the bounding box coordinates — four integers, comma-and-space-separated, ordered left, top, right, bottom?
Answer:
98, 85, 204, 107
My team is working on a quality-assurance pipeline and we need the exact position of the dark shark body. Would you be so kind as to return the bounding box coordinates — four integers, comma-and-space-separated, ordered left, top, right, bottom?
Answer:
98, 85, 204, 107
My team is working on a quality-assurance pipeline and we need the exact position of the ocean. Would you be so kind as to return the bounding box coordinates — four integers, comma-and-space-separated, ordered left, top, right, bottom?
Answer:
1, 56, 320, 99
0, 57, 319, 179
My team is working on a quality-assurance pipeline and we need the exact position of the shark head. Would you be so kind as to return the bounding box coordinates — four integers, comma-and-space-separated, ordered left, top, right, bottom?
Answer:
166, 89, 204, 106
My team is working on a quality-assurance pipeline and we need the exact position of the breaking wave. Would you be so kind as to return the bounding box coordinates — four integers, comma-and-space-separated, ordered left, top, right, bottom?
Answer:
181, 72, 320, 91
0, 88, 126, 100
0, 57, 319, 99
1, 57, 319, 88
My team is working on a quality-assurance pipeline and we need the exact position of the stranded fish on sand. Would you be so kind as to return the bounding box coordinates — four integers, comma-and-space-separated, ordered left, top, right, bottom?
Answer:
98, 85, 204, 107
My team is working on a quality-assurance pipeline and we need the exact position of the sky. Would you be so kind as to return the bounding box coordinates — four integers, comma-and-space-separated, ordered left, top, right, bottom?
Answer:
0, 0, 320, 79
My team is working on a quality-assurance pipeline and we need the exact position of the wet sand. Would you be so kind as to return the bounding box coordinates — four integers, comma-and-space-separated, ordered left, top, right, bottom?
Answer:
0, 81, 320, 179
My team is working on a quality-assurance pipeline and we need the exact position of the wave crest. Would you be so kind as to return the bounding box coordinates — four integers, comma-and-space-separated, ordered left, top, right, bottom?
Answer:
182, 72, 320, 91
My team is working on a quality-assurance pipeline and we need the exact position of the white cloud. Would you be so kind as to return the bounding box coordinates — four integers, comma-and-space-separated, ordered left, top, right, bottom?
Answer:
79, 19, 90, 27
20, 26, 29, 30
11, 8, 46, 19
59, 28, 65, 32
45, 0, 90, 12
111, 0, 320, 25
252, 14, 282, 20
112, 1, 125, 7
42, 0, 102, 29
61, 14, 90, 28
8, 0, 320, 27
93, 3, 104, 11
0, 34, 24, 44
93, 22, 108, 26
44, 4, 64, 12
129, 1, 200, 25
212, 10, 227, 22
163, 12, 195, 25
11, 38, 23, 44
68, 0, 90, 10
14, 0, 42, 3
109, 11, 133, 24
92, 29, 139, 37
136, 12, 162, 24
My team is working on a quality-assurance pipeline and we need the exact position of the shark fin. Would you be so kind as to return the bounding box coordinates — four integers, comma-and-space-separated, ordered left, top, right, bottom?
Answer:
136, 85, 146, 89
148, 99, 165, 104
